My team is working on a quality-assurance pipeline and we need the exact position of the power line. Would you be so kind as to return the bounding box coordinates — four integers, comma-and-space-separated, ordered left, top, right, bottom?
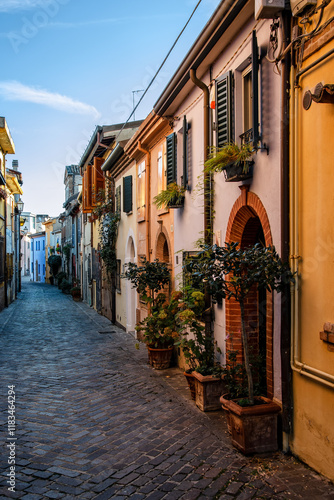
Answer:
114, 0, 203, 143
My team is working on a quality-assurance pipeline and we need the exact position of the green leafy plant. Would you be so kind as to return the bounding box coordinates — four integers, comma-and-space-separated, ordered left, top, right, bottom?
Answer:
176, 288, 222, 376
59, 278, 72, 294
122, 257, 170, 308
205, 143, 254, 174
186, 242, 295, 404
48, 254, 61, 278
153, 182, 186, 209
56, 271, 67, 289
136, 291, 182, 348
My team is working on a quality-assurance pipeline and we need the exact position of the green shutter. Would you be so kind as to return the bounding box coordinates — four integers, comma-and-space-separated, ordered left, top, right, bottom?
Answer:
166, 133, 177, 185
216, 71, 233, 147
115, 185, 121, 214
252, 30, 260, 147
123, 175, 133, 213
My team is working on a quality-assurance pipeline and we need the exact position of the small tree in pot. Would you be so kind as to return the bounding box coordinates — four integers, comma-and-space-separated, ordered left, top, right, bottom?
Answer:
187, 242, 295, 450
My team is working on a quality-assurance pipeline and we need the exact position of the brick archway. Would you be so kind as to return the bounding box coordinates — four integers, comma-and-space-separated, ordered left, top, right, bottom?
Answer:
154, 226, 171, 265
225, 187, 274, 398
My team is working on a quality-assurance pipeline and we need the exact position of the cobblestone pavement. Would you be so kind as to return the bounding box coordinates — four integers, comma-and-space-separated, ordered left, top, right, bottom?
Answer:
1, 281, 334, 500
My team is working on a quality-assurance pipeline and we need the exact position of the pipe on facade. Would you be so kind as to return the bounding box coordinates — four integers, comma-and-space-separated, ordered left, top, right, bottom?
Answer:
189, 68, 212, 337
137, 141, 151, 261
290, 55, 334, 390
280, 11, 293, 445
189, 69, 211, 244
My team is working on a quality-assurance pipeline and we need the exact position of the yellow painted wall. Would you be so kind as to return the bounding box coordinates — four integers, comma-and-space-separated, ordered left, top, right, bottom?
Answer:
291, 11, 334, 480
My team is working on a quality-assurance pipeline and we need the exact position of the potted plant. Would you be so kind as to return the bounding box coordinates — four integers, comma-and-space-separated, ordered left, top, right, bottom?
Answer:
205, 143, 254, 182
136, 291, 182, 369
122, 257, 173, 368
176, 287, 225, 411
47, 254, 61, 285
70, 285, 81, 301
187, 242, 294, 452
153, 182, 186, 209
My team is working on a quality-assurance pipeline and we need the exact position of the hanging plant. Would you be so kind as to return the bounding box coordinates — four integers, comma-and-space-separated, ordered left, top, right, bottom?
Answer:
153, 182, 186, 209
205, 143, 254, 175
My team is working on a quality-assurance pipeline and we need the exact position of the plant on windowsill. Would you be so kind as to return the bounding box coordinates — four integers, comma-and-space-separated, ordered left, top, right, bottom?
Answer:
153, 182, 186, 209
205, 143, 254, 182
187, 241, 295, 452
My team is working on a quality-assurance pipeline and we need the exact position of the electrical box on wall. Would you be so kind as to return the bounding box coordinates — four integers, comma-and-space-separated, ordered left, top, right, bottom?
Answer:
290, 0, 317, 16
255, 0, 285, 19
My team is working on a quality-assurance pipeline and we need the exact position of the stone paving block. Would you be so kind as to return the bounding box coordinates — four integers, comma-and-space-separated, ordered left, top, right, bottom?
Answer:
225, 481, 244, 495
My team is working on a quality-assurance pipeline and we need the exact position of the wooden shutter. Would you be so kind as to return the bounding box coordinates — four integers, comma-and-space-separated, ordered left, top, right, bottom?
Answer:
252, 30, 260, 147
115, 185, 121, 214
92, 157, 104, 206
123, 175, 132, 213
83, 164, 93, 213
216, 71, 233, 147
166, 133, 177, 185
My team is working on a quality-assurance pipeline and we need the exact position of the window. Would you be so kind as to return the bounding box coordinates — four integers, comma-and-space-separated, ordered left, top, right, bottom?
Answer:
137, 160, 146, 220
42, 240, 45, 250
215, 71, 233, 147
123, 175, 133, 214
38, 264, 41, 274
82, 164, 93, 213
115, 259, 121, 292
166, 133, 177, 185
157, 147, 166, 195
115, 185, 121, 214
31, 262, 33, 273
242, 67, 252, 137
177, 116, 190, 189
92, 157, 105, 206
31, 240, 34, 251
43, 264, 45, 275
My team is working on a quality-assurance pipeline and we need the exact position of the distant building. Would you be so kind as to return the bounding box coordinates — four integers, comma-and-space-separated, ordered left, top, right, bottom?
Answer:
30, 232, 46, 283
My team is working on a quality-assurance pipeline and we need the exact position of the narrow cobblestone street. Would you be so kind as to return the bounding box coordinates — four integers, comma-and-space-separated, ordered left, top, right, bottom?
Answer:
1, 280, 333, 500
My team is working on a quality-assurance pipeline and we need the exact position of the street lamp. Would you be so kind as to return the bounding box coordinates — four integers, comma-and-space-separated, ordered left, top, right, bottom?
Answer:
15, 197, 24, 294
16, 198, 24, 213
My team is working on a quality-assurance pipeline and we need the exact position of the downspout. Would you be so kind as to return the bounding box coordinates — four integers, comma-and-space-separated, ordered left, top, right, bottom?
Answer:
280, 11, 292, 451
189, 68, 212, 337
137, 141, 151, 262
190, 69, 211, 244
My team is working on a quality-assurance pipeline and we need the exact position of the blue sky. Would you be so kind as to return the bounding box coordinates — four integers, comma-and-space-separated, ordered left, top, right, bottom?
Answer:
1, 0, 220, 216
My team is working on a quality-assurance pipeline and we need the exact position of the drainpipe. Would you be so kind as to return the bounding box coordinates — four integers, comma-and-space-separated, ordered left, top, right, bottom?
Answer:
189, 68, 212, 337
137, 141, 151, 262
280, 11, 292, 450
190, 69, 211, 244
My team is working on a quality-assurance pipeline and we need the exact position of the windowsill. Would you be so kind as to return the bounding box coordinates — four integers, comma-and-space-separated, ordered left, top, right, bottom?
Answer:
125, 211, 133, 216
157, 207, 169, 216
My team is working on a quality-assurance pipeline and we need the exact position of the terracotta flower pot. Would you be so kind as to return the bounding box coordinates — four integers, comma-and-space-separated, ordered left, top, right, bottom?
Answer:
184, 372, 196, 400
223, 396, 281, 454
220, 394, 232, 434
147, 346, 173, 370
192, 371, 225, 411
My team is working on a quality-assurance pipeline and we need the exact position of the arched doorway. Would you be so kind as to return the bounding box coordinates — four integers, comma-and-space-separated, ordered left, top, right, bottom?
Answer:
225, 188, 274, 398
125, 234, 136, 334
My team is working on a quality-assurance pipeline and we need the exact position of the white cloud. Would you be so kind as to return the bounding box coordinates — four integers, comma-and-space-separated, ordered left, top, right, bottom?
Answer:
0, 0, 45, 12
0, 81, 100, 118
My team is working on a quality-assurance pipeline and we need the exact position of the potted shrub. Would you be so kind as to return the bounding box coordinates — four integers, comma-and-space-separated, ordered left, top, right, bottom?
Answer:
56, 271, 66, 289
47, 254, 61, 285
153, 182, 186, 209
136, 291, 182, 369
59, 278, 72, 294
122, 257, 173, 368
205, 143, 254, 182
187, 242, 294, 452
176, 288, 225, 411
70, 285, 81, 301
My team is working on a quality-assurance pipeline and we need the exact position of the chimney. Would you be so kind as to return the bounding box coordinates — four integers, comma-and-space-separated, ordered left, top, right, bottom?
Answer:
12, 160, 18, 171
